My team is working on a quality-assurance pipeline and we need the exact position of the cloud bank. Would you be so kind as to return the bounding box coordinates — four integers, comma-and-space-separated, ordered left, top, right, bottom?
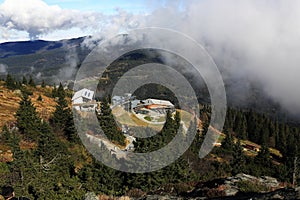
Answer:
0, 0, 103, 40
142, 0, 300, 114
1, 0, 300, 115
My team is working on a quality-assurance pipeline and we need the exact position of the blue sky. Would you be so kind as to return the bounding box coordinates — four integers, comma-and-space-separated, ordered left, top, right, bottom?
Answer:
0, 0, 157, 42
43, 0, 150, 13
0, 0, 150, 14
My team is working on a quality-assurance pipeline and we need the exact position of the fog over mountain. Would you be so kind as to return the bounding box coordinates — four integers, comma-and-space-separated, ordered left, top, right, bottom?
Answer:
1, 0, 300, 116
82, 0, 300, 116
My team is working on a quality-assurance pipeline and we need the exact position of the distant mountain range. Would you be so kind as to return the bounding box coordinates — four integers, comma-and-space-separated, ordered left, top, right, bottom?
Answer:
0, 37, 85, 58
0, 37, 90, 83
0, 37, 299, 123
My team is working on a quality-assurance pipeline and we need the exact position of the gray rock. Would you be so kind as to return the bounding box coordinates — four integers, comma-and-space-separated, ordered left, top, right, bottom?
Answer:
271, 193, 284, 199
83, 192, 98, 200
224, 188, 239, 196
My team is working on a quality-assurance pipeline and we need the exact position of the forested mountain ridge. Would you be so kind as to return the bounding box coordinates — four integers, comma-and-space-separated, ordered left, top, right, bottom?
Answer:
0, 37, 90, 83
0, 75, 300, 199
0, 37, 85, 59
1, 38, 299, 124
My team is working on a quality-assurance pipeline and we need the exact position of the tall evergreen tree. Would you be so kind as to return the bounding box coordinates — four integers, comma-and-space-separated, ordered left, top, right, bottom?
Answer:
231, 139, 246, 175
1, 125, 10, 144
50, 90, 69, 132
221, 129, 234, 152
57, 82, 65, 98
22, 76, 28, 85
28, 75, 36, 87
36, 121, 62, 161
37, 94, 43, 101
278, 124, 287, 155
41, 80, 46, 88
255, 144, 271, 167
97, 98, 125, 146
234, 114, 247, 139
15, 94, 42, 141
63, 108, 79, 143
52, 83, 57, 97
50, 85, 78, 143
5, 74, 16, 90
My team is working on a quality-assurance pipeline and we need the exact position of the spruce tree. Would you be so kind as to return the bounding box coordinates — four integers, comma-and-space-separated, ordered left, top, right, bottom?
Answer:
63, 108, 79, 143
9, 130, 25, 186
1, 125, 10, 144
22, 76, 28, 85
234, 114, 247, 139
231, 139, 246, 175
37, 94, 43, 101
50, 91, 69, 132
57, 82, 65, 98
16, 94, 42, 141
36, 121, 61, 161
5, 74, 16, 90
41, 80, 46, 88
255, 144, 271, 167
97, 98, 125, 146
28, 75, 36, 87
52, 83, 57, 97
221, 129, 234, 152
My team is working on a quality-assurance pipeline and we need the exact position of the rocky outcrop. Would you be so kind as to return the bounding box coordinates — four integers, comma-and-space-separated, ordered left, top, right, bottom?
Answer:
130, 188, 300, 200
92, 174, 295, 200
173, 173, 283, 199
223, 173, 280, 196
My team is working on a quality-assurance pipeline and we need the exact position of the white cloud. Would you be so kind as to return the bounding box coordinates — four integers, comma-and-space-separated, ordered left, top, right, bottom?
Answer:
1, 0, 300, 114
0, 63, 8, 74
144, 0, 300, 113
0, 0, 103, 40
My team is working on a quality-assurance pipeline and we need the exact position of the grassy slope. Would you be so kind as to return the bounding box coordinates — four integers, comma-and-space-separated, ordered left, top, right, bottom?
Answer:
0, 83, 282, 165
0, 81, 57, 128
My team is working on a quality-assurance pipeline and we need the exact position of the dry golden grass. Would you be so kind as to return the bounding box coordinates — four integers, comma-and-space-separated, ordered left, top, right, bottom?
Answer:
0, 82, 21, 127
19, 140, 37, 151
0, 82, 71, 159
0, 150, 13, 162
0, 82, 70, 128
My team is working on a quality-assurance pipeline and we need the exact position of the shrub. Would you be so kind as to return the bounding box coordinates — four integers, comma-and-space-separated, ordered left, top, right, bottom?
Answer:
125, 188, 146, 198
144, 116, 152, 121
237, 180, 268, 193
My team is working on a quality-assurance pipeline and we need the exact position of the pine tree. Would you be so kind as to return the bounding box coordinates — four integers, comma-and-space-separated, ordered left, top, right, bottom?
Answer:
234, 114, 247, 139
278, 124, 287, 155
37, 94, 43, 101
1, 125, 10, 144
5, 74, 16, 90
28, 75, 36, 87
255, 144, 271, 167
36, 121, 61, 161
15, 94, 42, 141
221, 129, 234, 152
41, 80, 46, 88
231, 139, 246, 175
50, 92, 69, 132
63, 108, 79, 143
188, 118, 202, 155
52, 83, 57, 97
9, 130, 24, 185
22, 76, 28, 85
97, 98, 125, 146
16, 80, 22, 89
57, 82, 65, 99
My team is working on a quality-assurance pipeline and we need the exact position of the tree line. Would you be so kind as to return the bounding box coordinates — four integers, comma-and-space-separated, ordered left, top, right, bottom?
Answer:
1, 75, 300, 199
